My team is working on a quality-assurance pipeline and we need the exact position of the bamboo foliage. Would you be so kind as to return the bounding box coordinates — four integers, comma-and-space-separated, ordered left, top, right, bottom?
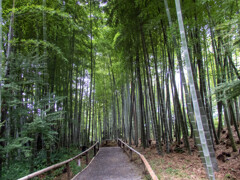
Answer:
0, 0, 240, 179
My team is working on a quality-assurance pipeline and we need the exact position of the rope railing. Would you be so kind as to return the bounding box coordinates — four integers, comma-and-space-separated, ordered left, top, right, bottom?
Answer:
19, 141, 99, 180
117, 139, 159, 180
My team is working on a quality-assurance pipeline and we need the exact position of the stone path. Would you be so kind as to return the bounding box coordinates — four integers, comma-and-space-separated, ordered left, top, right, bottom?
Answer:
73, 147, 143, 180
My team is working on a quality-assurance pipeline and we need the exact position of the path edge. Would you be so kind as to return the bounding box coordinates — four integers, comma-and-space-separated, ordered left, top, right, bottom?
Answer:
71, 149, 101, 180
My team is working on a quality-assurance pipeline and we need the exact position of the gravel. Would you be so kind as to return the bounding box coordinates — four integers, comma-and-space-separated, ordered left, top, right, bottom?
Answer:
73, 147, 143, 180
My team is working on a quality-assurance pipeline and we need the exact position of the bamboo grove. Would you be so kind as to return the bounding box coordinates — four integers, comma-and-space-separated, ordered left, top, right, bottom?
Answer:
0, 0, 240, 179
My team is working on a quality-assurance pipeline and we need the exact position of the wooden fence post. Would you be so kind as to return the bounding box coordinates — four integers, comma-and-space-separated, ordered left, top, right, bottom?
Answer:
94, 145, 96, 156
141, 159, 146, 174
77, 158, 81, 167
66, 162, 70, 180
86, 152, 89, 165
130, 149, 132, 161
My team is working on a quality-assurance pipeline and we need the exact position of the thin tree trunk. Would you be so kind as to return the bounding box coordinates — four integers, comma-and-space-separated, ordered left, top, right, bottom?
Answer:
162, 21, 191, 154
121, 85, 125, 140
77, 73, 84, 147
140, 25, 162, 155
204, 37, 219, 144
150, 31, 169, 153
117, 94, 121, 138
1, 0, 15, 173
92, 61, 96, 143
0, 0, 3, 176
143, 67, 151, 144
166, 72, 173, 142
206, 3, 224, 139
133, 85, 138, 146
224, 99, 237, 152
129, 58, 135, 146
109, 57, 117, 139
6, 0, 15, 59
135, 39, 146, 148
88, 0, 93, 145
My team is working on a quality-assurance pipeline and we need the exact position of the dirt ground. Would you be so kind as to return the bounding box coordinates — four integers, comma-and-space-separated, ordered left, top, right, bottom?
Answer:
132, 127, 240, 180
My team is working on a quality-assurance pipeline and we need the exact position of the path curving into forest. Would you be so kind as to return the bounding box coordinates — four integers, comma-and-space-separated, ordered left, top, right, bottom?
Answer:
73, 147, 143, 180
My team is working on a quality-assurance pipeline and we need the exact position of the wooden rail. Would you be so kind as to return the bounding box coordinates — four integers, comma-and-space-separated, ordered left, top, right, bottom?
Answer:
19, 142, 100, 180
117, 139, 159, 180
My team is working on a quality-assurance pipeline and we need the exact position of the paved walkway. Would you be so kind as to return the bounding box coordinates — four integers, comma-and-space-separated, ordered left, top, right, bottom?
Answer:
73, 147, 143, 180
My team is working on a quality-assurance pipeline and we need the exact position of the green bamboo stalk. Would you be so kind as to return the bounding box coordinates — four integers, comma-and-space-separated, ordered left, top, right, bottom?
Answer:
174, 0, 216, 179
0, 0, 2, 123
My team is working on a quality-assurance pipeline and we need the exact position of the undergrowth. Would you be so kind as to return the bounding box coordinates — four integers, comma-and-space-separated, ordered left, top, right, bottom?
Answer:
1, 146, 87, 180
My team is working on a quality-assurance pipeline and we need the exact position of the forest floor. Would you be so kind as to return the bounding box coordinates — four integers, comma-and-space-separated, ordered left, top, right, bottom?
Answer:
132, 126, 240, 180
